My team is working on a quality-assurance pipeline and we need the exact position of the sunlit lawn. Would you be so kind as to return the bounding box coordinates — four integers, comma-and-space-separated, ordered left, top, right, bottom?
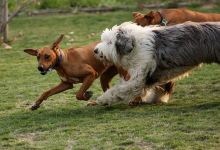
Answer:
0, 10, 220, 150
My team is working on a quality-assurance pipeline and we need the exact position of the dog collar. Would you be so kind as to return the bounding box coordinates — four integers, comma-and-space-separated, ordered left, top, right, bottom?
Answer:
157, 11, 168, 26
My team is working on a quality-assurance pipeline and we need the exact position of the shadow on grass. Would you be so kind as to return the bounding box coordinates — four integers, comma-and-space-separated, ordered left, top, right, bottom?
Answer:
1, 101, 220, 135
163, 101, 220, 112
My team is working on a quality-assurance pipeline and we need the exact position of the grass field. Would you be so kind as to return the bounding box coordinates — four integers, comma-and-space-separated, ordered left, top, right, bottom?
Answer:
0, 10, 220, 150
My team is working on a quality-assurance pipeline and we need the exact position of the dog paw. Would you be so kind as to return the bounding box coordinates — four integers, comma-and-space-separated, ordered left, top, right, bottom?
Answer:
30, 104, 40, 111
84, 91, 93, 100
87, 100, 98, 106
128, 97, 142, 106
96, 97, 110, 106
129, 101, 140, 106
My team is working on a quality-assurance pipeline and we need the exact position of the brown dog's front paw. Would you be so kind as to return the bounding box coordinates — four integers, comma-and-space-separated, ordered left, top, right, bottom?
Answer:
30, 104, 40, 110
87, 100, 98, 106
76, 91, 93, 101
83, 91, 93, 100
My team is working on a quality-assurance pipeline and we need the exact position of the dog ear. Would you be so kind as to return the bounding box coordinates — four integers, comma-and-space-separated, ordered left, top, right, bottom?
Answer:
24, 48, 38, 56
51, 34, 64, 50
116, 29, 135, 55
144, 11, 154, 21
132, 12, 141, 18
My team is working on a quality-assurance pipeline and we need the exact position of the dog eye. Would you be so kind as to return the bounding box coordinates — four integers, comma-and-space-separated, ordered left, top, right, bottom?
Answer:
44, 54, 50, 60
108, 41, 112, 44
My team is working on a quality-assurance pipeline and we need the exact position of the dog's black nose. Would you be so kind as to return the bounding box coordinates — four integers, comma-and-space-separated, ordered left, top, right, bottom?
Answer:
38, 66, 44, 72
94, 48, 98, 54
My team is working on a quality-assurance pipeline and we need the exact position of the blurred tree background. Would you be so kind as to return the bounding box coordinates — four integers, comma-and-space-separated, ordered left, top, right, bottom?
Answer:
7, 0, 220, 10
1, 0, 220, 47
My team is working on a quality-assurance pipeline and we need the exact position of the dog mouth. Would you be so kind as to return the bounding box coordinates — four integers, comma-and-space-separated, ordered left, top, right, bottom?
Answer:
94, 52, 105, 60
40, 71, 47, 75
38, 66, 52, 75
95, 53, 105, 61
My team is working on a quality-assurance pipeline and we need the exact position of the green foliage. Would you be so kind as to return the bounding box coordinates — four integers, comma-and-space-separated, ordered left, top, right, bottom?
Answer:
39, 0, 70, 9
8, 0, 18, 11
7, 0, 220, 11
0, 10, 220, 149
69, 0, 101, 7
38, 0, 140, 9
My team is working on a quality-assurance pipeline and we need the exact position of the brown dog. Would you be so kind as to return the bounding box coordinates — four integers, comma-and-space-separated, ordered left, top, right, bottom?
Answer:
133, 8, 220, 27
24, 34, 127, 110
131, 8, 220, 104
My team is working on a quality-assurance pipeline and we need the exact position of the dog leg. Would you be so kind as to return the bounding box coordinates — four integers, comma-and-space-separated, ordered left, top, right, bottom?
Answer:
76, 66, 98, 100
101, 65, 138, 106
31, 82, 73, 110
128, 96, 142, 106
100, 66, 118, 92
100, 65, 129, 92
76, 75, 96, 100
158, 81, 175, 103
142, 81, 175, 104
96, 65, 154, 106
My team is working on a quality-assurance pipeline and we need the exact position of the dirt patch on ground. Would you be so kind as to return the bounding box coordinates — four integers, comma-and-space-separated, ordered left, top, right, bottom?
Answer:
65, 139, 76, 150
16, 132, 37, 145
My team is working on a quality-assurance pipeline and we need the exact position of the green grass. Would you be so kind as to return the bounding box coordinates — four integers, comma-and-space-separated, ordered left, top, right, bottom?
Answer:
1, 10, 220, 150
8, 0, 146, 10
8, 0, 214, 10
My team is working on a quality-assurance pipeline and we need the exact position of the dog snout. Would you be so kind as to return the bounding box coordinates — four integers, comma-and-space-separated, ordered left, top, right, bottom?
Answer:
38, 66, 44, 72
94, 48, 99, 54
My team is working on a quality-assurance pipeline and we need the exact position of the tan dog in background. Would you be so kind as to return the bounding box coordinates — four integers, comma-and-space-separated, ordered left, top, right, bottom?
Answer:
24, 35, 127, 110
133, 8, 220, 26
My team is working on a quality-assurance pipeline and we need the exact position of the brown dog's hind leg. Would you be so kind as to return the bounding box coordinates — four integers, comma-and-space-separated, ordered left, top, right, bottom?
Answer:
100, 66, 118, 92
100, 65, 129, 92
31, 82, 73, 110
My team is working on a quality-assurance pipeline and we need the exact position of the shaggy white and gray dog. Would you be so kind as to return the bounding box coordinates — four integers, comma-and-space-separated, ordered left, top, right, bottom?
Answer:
93, 21, 220, 106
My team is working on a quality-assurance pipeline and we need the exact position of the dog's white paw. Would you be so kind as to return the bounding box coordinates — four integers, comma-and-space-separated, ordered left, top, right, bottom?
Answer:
87, 100, 98, 106
96, 96, 111, 106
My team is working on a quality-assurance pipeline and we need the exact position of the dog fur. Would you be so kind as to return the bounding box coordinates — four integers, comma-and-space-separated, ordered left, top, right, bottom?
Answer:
133, 8, 220, 27
132, 8, 220, 104
93, 22, 220, 105
24, 35, 127, 110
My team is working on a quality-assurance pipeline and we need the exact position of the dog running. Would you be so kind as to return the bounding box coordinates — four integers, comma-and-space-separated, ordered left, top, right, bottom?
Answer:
24, 34, 127, 110
133, 8, 220, 27
92, 22, 220, 106
130, 8, 220, 104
